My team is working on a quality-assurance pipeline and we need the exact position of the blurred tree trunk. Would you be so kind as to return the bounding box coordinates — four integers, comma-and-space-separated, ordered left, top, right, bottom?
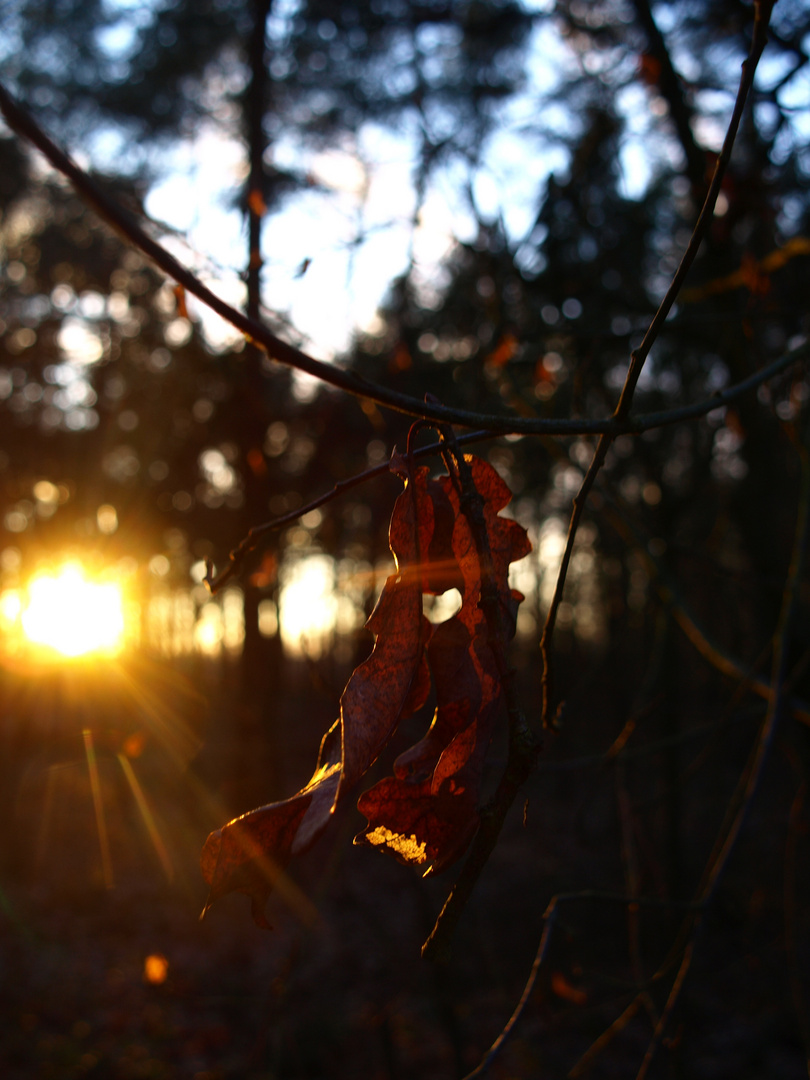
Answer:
238, 0, 285, 796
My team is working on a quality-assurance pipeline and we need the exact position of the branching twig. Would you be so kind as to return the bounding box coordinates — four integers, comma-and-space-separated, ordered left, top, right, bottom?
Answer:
540, 435, 611, 727
201, 337, 807, 589
201, 334, 810, 592
204, 428, 495, 591
539, 1, 775, 727
569, 994, 646, 1078
459, 7, 780, 1073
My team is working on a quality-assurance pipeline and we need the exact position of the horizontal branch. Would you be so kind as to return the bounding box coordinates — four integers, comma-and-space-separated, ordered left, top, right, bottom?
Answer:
202, 336, 808, 591
634, 341, 809, 429
1, 81, 806, 438
201, 334, 806, 589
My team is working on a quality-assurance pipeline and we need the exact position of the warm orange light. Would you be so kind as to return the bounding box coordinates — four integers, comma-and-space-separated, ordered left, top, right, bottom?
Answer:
143, 954, 169, 985
0, 588, 22, 624
278, 555, 338, 658
123, 731, 146, 759
21, 564, 126, 658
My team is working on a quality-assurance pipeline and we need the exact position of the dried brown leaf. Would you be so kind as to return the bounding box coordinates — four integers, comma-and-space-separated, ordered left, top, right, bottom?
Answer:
355, 453, 531, 875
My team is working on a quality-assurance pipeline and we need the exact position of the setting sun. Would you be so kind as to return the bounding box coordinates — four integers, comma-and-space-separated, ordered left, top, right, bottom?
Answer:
21, 564, 126, 659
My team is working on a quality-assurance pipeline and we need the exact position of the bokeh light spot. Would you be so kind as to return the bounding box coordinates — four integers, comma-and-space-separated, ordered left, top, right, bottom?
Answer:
143, 954, 169, 985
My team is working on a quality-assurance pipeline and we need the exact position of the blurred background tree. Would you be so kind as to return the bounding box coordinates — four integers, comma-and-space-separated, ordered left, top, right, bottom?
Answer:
4, 0, 808, 662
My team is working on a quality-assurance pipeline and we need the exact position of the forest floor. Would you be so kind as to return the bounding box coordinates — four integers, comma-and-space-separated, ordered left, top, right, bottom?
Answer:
1, 644, 808, 1079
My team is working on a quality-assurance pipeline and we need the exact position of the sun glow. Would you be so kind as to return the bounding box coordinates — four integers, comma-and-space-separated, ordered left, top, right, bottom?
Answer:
20, 564, 126, 658
278, 555, 339, 658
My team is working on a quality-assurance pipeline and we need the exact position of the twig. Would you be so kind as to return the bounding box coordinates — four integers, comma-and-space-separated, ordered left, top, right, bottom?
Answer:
670, 600, 810, 727
201, 331, 808, 591
535, 705, 758, 773
634, 339, 808, 430
539, 0, 775, 727
618, 3, 774, 411
540, 435, 611, 727
0, 80, 805, 440
204, 428, 493, 592
568, 995, 645, 1078
461, 8, 779, 1071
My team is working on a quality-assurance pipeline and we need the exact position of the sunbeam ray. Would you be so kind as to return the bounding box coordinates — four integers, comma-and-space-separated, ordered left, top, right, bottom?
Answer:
117, 753, 174, 883
83, 728, 114, 890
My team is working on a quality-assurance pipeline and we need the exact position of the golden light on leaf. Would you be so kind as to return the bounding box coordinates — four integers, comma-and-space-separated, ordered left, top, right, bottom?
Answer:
143, 954, 169, 985
363, 826, 428, 865
21, 564, 125, 658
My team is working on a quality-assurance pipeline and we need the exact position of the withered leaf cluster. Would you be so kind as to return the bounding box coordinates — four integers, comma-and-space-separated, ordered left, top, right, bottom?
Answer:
200, 452, 530, 926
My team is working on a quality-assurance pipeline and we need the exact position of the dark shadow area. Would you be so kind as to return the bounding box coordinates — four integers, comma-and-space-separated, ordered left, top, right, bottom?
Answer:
1, 634, 808, 1079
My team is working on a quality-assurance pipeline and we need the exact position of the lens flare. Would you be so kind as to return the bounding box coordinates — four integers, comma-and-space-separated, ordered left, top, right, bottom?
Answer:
21, 564, 125, 658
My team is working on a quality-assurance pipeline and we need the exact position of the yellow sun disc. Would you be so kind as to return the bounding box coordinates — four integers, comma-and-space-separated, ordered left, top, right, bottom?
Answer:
21, 564, 125, 658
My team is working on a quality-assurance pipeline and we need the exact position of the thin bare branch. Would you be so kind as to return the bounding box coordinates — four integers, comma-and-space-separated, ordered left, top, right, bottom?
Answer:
635, 339, 808, 429
539, 1, 775, 727
540, 434, 611, 726
616, 1, 774, 414
568, 995, 646, 1078
204, 326, 807, 592
195, 333, 801, 589
204, 429, 494, 592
